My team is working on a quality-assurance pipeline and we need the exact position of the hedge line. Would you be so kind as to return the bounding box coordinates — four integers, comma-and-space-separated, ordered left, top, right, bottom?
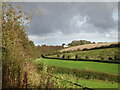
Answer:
36, 63, 119, 83
48, 66, 119, 83
43, 57, 120, 64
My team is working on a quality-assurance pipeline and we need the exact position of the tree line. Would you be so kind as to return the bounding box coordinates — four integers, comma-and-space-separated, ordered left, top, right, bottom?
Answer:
68, 40, 95, 47
2, 3, 62, 88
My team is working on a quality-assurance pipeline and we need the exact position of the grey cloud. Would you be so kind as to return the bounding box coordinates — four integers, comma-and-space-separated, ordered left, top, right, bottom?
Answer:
72, 2, 117, 30
12, 2, 118, 45
26, 2, 117, 35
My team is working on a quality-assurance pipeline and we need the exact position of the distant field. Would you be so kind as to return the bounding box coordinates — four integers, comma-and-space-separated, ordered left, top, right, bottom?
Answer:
60, 42, 119, 52
35, 58, 118, 74
48, 47, 119, 60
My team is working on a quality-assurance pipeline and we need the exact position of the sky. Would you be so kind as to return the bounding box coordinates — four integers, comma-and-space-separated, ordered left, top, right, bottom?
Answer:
13, 2, 118, 46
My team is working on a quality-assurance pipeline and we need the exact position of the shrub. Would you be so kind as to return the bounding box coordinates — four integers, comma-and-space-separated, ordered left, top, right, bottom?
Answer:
100, 57, 104, 60
47, 66, 119, 83
85, 56, 89, 60
108, 57, 113, 60
62, 55, 65, 59
57, 54, 60, 58
41, 54, 45, 58
114, 55, 120, 60
75, 55, 78, 60
77, 48, 81, 51
67, 55, 70, 59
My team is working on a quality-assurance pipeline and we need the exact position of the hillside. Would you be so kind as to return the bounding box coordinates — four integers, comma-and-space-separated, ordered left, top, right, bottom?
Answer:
60, 42, 120, 53
49, 47, 119, 60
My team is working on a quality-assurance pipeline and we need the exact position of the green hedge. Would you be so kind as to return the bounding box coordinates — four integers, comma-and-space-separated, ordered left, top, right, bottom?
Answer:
47, 66, 119, 83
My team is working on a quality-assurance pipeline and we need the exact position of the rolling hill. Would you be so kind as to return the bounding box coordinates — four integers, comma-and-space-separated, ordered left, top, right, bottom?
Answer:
60, 42, 120, 53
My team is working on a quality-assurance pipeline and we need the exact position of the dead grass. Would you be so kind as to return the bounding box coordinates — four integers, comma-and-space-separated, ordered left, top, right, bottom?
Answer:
60, 42, 119, 52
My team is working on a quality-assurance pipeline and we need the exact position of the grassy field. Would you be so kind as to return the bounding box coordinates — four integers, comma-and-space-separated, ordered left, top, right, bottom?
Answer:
55, 74, 118, 88
48, 47, 119, 60
35, 58, 118, 74
35, 58, 119, 88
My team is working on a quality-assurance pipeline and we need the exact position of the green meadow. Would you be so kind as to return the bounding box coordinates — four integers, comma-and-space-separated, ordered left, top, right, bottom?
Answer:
35, 58, 118, 74
35, 58, 119, 88
55, 74, 118, 88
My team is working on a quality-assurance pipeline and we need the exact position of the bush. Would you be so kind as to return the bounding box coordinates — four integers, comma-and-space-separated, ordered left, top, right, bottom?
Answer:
77, 48, 81, 51
108, 57, 113, 60
100, 57, 104, 60
62, 55, 65, 59
67, 55, 70, 59
75, 55, 78, 60
114, 55, 120, 60
85, 56, 89, 60
47, 66, 119, 82
41, 54, 45, 58
57, 54, 60, 58
2, 3, 35, 87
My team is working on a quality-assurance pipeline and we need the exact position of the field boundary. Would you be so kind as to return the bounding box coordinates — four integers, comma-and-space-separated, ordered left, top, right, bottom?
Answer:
48, 74, 93, 90
43, 57, 120, 64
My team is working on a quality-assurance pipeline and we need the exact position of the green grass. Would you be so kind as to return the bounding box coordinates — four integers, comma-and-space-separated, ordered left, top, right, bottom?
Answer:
48, 47, 119, 60
35, 58, 119, 88
35, 58, 118, 74
55, 74, 118, 88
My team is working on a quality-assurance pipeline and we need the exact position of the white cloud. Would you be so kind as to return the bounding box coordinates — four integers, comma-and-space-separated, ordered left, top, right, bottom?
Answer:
28, 29, 118, 46
105, 30, 118, 39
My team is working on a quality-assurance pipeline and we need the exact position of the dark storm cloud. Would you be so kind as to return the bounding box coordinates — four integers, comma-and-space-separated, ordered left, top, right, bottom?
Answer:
74, 2, 117, 29
12, 2, 118, 45
26, 2, 76, 35
13, 2, 117, 35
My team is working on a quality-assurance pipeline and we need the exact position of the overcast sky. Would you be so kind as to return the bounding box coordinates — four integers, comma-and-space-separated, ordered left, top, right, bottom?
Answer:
13, 2, 118, 46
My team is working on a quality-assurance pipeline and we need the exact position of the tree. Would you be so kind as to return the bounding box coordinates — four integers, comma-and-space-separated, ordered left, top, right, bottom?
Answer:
108, 57, 113, 60
57, 54, 60, 58
67, 55, 70, 59
2, 3, 34, 88
68, 40, 93, 47
62, 43, 65, 47
62, 55, 65, 59
41, 44, 47, 46
75, 55, 78, 61
114, 54, 120, 60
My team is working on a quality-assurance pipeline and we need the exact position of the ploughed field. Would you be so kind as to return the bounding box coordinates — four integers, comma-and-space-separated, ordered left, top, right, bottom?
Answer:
35, 58, 119, 88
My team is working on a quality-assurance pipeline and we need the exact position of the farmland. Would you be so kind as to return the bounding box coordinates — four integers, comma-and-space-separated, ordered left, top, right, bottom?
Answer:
35, 58, 119, 88
55, 74, 118, 88
48, 47, 119, 60
60, 42, 119, 52
3, 2, 119, 89
35, 46, 119, 88
35, 58, 118, 74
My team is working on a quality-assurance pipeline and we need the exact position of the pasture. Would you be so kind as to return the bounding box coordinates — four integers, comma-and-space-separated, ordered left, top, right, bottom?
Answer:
55, 74, 118, 88
48, 47, 119, 60
35, 58, 119, 88
35, 58, 118, 74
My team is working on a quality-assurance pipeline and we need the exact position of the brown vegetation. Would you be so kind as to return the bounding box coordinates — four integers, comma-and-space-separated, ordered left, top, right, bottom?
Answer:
60, 42, 120, 53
